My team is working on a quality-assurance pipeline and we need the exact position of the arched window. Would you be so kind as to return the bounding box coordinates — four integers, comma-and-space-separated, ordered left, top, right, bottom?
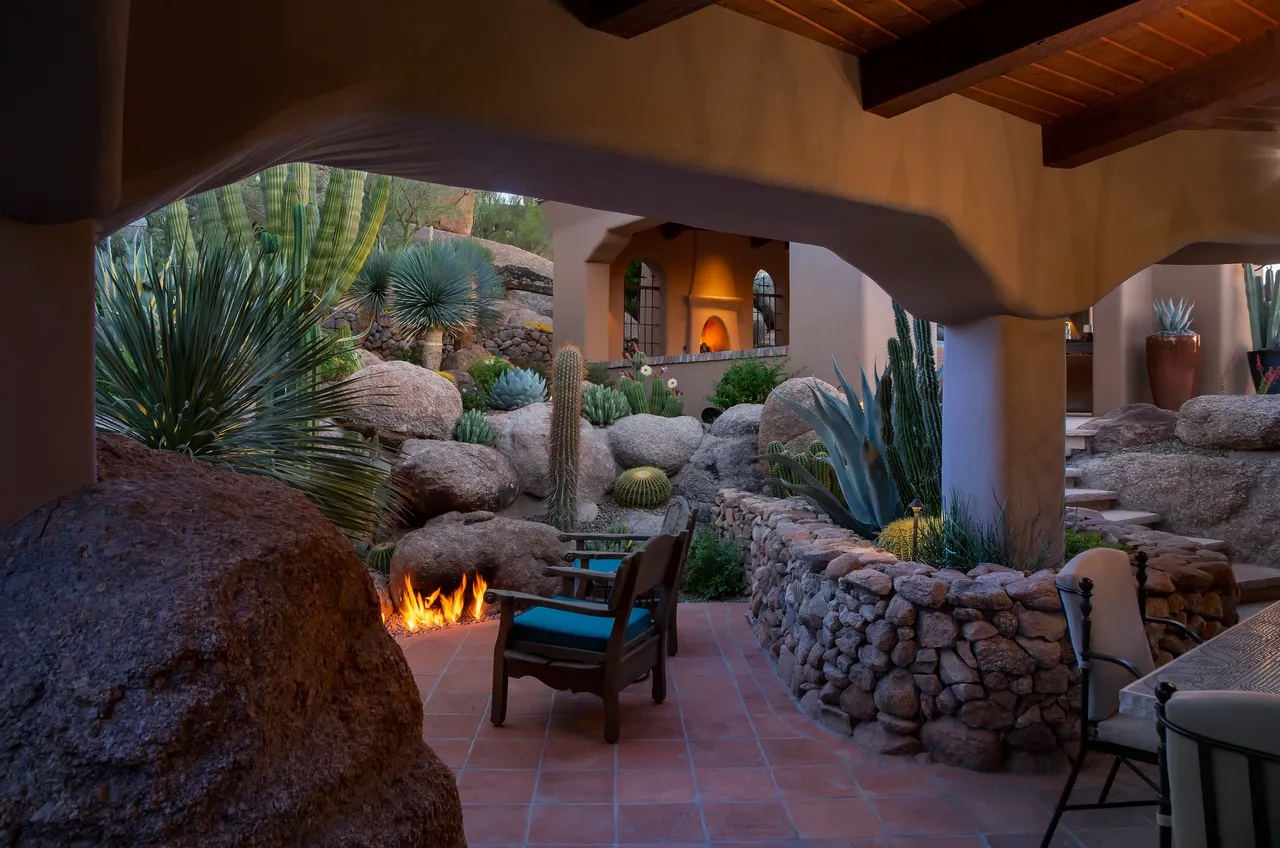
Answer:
753, 270, 785, 348
623, 259, 662, 357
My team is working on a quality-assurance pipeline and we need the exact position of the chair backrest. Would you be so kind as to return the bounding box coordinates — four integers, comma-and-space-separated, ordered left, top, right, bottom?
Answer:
608, 532, 682, 615
1160, 688, 1280, 848
659, 497, 691, 536
1057, 547, 1154, 722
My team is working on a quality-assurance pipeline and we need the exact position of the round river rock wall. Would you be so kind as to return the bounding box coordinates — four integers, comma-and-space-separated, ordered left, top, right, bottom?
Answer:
716, 489, 1240, 772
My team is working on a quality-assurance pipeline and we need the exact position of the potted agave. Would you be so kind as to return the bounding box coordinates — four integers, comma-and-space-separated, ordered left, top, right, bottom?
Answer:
1244, 264, 1280, 394
1146, 297, 1200, 411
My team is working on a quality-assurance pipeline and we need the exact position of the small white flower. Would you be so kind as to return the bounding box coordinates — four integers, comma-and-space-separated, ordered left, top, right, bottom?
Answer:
640, 365, 653, 376
666, 378, 678, 389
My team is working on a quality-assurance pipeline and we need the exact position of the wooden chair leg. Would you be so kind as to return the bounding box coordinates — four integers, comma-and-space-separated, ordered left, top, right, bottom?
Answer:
603, 687, 621, 743
666, 597, 679, 657
652, 646, 667, 703
490, 657, 508, 727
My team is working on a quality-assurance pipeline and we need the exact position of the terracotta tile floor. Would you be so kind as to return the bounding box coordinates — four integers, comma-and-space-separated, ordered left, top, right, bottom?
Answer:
401, 603, 1161, 848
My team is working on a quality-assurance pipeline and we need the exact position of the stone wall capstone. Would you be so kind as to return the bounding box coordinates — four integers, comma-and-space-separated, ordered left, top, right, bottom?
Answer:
716, 489, 1239, 772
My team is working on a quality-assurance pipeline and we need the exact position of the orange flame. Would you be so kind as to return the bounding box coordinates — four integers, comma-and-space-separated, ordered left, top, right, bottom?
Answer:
399, 572, 489, 631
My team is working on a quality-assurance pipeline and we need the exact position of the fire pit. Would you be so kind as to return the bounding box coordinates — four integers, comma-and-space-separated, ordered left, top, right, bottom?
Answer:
398, 571, 489, 632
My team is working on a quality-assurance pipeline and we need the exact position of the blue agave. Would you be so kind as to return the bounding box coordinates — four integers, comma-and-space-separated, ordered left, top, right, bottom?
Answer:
489, 366, 547, 410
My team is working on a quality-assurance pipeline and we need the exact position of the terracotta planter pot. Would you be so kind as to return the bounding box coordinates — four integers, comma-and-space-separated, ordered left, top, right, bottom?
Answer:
1247, 349, 1280, 394
1146, 333, 1200, 411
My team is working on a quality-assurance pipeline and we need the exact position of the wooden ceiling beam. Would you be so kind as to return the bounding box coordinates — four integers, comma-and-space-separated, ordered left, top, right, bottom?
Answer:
557, 0, 716, 38
1043, 28, 1280, 167
860, 0, 1186, 118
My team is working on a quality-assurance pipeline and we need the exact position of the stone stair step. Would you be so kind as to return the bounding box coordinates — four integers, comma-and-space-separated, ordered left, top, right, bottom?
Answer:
1064, 488, 1118, 509
1064, 433, 1090, 458
1233, 563, 1280, 604
1064, 467, 1081, 488
1239, 600, 1275, 622
1098, 509, 1161, 527
1184, 536, 1229, 553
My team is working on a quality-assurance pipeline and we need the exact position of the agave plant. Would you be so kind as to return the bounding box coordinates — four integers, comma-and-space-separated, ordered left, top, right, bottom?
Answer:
757, 357, 901, 538
94, 240, 397, 539
389, 239, 504, 369
1152, 297, 1195, 334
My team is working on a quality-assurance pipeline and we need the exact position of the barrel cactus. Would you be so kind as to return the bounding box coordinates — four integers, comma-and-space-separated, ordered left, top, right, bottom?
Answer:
454, 409, 498, 446
875, 514, 942, 562
548, 345, 585, 530
488, 366, 547, 410
614, 466, 673, 509
583, 384, 630, 426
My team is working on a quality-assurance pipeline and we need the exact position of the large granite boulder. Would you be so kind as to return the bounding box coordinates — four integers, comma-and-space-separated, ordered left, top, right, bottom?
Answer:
1176, 395, 1280, 450
490, 402, 616, 502
673, 434, 765, 518
710, 403, 763, 438
0, 435, 464, 847
1077, 450, 1280, 563
1076, 403, 1176, 452
339, 360, 462, 446
758, 377, 842, 452
606, 413, 705, 473
390, 512, 567, 605
397, 439, 520, 520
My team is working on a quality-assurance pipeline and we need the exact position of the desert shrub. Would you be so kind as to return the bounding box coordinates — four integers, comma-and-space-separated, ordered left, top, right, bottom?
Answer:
389, 343, 422, 363
459, 384, 490, 412
584, 523, 635, 553
318, 328, 362, 383
709, 357, 789, 409
509, 355, 549, 383
586, 361, 616, 387
523, 319, 553, 333
468, 355, 512, 390
1064, 529, 1129, 560
682, 529, 746, 600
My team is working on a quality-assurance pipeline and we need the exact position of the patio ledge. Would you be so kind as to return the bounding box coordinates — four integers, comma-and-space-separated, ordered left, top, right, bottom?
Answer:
603, 346, 788, 369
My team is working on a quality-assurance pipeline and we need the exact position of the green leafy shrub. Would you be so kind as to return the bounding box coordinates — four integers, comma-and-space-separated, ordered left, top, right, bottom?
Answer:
583, 384, 631, 426
454, 409, 499, 445
585, 523, 634, 553
489, 366, 547, 409
1064, 529, 1129, 560
682, 529, 746, 600
586, 361, 616, 387
459, 384, 490, 412
468, 355, 512, 390
614, 466, 672, 508
389, 343, 422, 363
366, 542, 396, 576
509, 355, 549, 383
318, 328, 362, 383
709, 357, 789, 409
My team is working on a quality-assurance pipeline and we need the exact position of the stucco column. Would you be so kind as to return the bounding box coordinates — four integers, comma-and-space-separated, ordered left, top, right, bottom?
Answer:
941, 316, 1065, 562
0, 219, 97, 528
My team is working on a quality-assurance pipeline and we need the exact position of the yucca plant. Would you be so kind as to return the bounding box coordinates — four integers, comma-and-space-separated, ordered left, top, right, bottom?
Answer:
344, 245, 398, 323
1152, 297, 1195, 334
94, 240, 397, 540
757, 358, 901, 538
389, 239, 504, 369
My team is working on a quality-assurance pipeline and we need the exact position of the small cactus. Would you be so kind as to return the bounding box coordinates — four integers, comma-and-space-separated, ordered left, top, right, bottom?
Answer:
614, 466, 673, 509
875, 514, 941, 562
660, 393, 684, 417
548, 345, 585, 530
454, 409, 498, 446
366, 542, 396, 576
619, 375, 647, 415
488, 367, 547, 410
583, 384, 630, 426
618, 372, 683, 418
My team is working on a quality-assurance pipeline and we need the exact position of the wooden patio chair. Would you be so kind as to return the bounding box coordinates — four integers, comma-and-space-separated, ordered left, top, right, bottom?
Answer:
484, 531, 685, 744
1040, 548, 1205, 848
549, 497, 697, 656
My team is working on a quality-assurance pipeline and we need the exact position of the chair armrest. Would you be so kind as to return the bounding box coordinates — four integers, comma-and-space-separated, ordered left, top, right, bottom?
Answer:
1082, 650, 1145, 679
1144, 616, 1206, 644
562, 550, 630, 562
545, 565, 618, 582
559, 532, 652, 542
483, 588, 614, 617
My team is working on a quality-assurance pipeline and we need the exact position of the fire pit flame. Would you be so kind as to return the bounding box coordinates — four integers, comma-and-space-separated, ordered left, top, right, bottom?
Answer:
400, 572, 490, 631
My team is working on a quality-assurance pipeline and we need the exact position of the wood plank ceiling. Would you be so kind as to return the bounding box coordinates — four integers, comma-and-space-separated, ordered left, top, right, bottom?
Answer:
556, 0, 1280, 167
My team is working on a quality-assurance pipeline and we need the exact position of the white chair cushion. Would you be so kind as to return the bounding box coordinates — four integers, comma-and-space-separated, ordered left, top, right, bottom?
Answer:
1058, 548, 1154, 722
1095, 712, 1158, 753
1165, 690, 1280, 848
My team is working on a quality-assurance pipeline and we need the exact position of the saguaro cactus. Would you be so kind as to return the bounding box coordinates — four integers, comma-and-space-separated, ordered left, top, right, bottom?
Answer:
548, 344, 585, 530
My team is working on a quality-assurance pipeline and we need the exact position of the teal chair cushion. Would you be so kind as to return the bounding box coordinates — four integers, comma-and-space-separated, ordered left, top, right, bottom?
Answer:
580, 556, 624, 573
511, 597, 653, 652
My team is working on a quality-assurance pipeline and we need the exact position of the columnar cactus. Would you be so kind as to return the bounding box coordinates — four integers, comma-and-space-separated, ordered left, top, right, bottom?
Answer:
619, 375, 647, 415
548, 345, 585, 530
883, 302, 942, 515
615, 467, 673, 509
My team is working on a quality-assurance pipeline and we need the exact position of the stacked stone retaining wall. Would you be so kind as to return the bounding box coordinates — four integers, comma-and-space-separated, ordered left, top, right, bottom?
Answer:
322, 308, 552, 365
715, 489, 1240, 771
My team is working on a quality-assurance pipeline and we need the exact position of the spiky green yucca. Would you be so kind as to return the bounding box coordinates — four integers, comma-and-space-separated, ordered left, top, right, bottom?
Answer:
583, 383, 630, 426
344, 245, 397, 322
883, 303, 942, 516
548, 345, 585, 530
389, 239, 504, 370
94, 242, 396, 539
614, 467, 673, 509
489, 367, 547, 409
454, 409, 498, 446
